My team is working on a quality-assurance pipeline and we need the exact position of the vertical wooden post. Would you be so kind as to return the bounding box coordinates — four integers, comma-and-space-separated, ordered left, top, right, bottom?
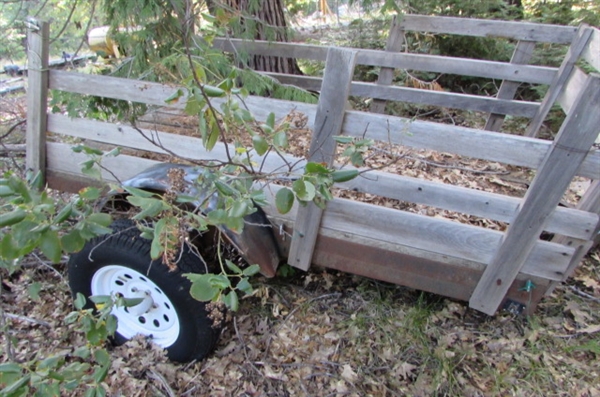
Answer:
525, 25, 592, 137
287, 47, 357, 271
26, 18, 50, 185
484, 40, 535, 132
470, 73, 600, 315
370, 15, 405, 114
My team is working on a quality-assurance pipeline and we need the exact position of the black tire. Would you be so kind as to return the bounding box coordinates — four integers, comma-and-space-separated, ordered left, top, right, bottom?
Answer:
68, 219, 222, 362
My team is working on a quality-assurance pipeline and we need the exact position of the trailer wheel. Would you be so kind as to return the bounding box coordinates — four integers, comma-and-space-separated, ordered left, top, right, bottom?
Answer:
68, 219, 222, 362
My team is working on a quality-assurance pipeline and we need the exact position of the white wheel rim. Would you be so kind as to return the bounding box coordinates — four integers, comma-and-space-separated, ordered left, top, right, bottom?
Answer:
91, 265, 180, 348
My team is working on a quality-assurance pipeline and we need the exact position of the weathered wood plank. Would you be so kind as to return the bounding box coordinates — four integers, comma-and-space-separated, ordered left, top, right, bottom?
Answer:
355, 50, 556, 85
216, 38, 557, 84
268, 73, 539, 117
310, 234, 550, 314
26, 19, 49, 183
399, 14, 577, 44
288, 48, 357, 271
338, 170, 598, 241
47, 114, 307, 175
341, 111, 600, 180
557, 67, 588, 115
46, 142, 158, 183
526, 25, 594, 137
470, 73, 600, 315
370, 15, 406, 114
350, 82, 539, 117
49, 70, 317, 122
581, 27, 600, 72
485, 40, 536, 131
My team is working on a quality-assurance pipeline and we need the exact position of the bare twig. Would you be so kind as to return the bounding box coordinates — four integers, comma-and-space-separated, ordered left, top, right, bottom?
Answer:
4, 312, 51, 327
569, 285, 600, 303
147, 369, 176, 397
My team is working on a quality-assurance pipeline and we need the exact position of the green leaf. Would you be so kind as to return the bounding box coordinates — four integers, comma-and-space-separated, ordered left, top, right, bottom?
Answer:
27, 282, 42, 301
89, 295, 112, 305
78, 187, 103, 200
293, 179, 316, 202
106, 314, 118, 336
0, 373, 31, 395
209, 274, 231, 289
266, 112, 276, 130
225, 259, 242, 274
214, 180, 236, 196
202, 84, 226, 97
333, 136, 354, 144
74, 293, 87, 310
0, 185, 14, 197
0, 363, 22, 373
0, 208, 26, 227
86, 213, 112, 227
186, 274, 219, 301
61, 229, 85, 253
236, 278, 253, 295
207, 209, 227, 225
275, 188, 294, 214
331, 169, 359, 183
206, 116, 220, 151
164, 88, 184, 104
252, 135, 269, 156
229, 200, 248, 219
53, 203, 73, 224
350, 152, 364, 167
305, 162, 330, 174
40, 229, 62, 263
123, 186, 156, 198
242, 264, 261, 277
222, 290, 239, 311
94, 349, 111, 367
273, 131, 288, 148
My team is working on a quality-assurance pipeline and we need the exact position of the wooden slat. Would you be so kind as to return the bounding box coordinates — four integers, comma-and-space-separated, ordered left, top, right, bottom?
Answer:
48, 114, 598, 241
470, 73, 600, 315
485, 40, 536, 131
526, 25, 594, 137
25, 19, 49, 183
214, 38, 557, 84
49, 70, 317, 122
46, 142, 158, 183
581, 27, 600, 71
370, 15, 406, 114
355, 50, 556, 85
400, 15, 577, 44
341, 110, 600, 180
288, 48, 357, 271
338, 170, 598, 241
310, 234, 550, 314
47, 114, 307, 175
557, 67, 588, 115
269, 73, 539, 117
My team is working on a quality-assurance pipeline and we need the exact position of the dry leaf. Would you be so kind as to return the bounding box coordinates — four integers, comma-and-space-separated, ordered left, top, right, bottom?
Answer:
341, 364, 359, 383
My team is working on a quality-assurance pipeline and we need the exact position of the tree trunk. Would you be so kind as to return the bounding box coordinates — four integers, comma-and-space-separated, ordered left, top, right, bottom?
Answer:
226, 0, 302, 74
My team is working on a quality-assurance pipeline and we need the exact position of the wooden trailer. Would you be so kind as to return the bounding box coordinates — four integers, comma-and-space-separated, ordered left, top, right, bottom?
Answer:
25, 15, 600, 315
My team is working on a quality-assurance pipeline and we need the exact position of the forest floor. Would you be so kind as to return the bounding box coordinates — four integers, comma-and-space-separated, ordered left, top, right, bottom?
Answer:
1, 16, 600, 397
